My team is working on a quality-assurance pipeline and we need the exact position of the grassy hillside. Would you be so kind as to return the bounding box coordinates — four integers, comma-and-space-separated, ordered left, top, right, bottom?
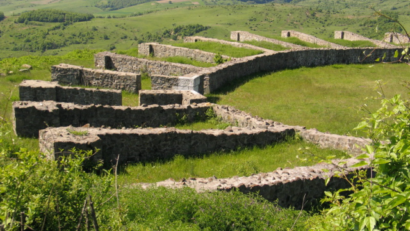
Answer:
1, 1, 409, 59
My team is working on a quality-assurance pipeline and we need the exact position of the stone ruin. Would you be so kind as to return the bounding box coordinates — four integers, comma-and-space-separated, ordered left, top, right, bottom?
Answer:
13, 30, 390, 208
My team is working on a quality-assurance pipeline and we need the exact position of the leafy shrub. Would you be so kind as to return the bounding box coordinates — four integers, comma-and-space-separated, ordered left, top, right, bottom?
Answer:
309, 82, 410, 230
0, 12, 4, 21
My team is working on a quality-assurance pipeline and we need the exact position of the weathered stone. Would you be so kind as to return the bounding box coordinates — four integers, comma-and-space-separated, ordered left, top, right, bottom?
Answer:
231, 31, 305, 49
21, 64, 32, 69
282, 30, 347, 48
19, 80, 122, 106
139, 90, 207, 106
335, 31, 398, 48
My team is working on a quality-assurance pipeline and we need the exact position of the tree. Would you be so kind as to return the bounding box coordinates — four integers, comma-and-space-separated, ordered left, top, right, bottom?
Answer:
0, 11, 4, 21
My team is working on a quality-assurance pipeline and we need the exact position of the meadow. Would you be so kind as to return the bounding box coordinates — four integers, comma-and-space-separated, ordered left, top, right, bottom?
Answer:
1, 0, 410, 229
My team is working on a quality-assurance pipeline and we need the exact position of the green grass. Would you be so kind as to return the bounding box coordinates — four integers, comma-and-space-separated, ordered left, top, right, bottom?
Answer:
207, 63, 410, 136
270, 36, 327, 48
242, 40, 289, 51
326, 38, 377, 47
173, 41, 264, 57
141, 55, 217, 67
118, 138, 348, 184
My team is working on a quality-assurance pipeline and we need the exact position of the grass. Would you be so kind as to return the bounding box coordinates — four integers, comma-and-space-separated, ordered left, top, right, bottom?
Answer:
242, 40, 289, 51
326, 38, 377, 47
207, 63, 410, 136
141, 55, 217, 67
172, 41, 264, 57
118, 137, 348, 184
271, 36, 327, 48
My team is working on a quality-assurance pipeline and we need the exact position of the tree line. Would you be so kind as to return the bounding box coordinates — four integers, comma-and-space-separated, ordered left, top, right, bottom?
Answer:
17, 9, 94, 23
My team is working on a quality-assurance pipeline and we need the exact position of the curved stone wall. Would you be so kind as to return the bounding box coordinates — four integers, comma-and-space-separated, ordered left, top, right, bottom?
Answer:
383, 32, 409, 44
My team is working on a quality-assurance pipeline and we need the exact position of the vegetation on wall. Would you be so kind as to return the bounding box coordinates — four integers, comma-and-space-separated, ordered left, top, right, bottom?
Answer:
17, 9, 94, 23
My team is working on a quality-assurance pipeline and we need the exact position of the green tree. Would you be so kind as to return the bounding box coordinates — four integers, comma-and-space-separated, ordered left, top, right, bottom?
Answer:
0, 11, 4, 21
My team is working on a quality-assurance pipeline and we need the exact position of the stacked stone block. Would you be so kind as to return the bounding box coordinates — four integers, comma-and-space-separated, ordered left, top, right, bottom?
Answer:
139, 90, 207, 106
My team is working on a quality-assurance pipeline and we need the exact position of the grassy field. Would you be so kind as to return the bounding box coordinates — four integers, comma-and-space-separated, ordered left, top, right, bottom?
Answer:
207, 63, 410, 136
172, 41, 263, 57
242, 40, 289, 51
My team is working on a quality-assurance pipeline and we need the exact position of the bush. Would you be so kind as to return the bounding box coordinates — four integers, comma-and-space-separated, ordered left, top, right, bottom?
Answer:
0, 12, 4, 21
309, 81, 410, 230
17, 9, 94, 23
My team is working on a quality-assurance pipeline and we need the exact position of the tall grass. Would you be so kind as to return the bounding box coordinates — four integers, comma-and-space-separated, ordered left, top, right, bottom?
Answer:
173, 41, 263, 57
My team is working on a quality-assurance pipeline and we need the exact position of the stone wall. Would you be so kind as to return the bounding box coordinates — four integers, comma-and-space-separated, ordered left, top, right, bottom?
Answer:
198, 47, 402, 93
13, 101, 212, 137
383, 32, 409, 44
138, 42, 229, 63
230, 31, 305, 49
94, 51, 202, 76
139, 90, 207, 106
51, 64, 141, 93
19, 80, 122, 106
141, 157, 371, 209
39, 126, 294, 166
282, 30, 346, 49
213, 104, 370, 155
300, 129, 371, 155
335, 31, 397, 48
183, 36, 272, 53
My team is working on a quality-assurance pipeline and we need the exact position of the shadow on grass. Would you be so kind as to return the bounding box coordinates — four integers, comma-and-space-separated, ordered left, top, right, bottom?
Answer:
206, 71, 270, 103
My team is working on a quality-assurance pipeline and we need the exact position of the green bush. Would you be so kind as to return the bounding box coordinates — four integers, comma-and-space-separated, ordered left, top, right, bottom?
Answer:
17, 9, 94, 23
309, 81, 410, 230
0, 12, 4, 21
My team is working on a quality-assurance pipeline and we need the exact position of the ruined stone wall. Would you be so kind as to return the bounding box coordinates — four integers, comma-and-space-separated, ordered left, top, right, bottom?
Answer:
139, 90, 207, 106
19, 80, 122, 106
230, 31, 305, 49
282, 30, 346, 49
94, 52, 202, 76
183, 36, 272, 53
213, 104, 370, 155
51, 64, 141, 93
199, 48, 402, 93
143, 158, 371, 209
383, 32, 409, 44
335, 31, 397, 48
13, 101, 212, 137
39, 126, 294, 166
138, 43, 229, 63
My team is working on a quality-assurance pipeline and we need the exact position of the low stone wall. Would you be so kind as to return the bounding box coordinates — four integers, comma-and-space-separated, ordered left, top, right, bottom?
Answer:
335, 31, 397, 48
300, 129, 371, 155
138, 43, 229, 63
183, 36, 272, 53
13, 101, 212, 137
139, 90, 207, 106
282, 30, 346, 49
51, 64, 141, 93
383, 32, 409, 44
94, 52, 202, 76
140, 158, 371, 209
39, 126, 294, 166
19, 80, 122, 106
198, 47, 402, 93
213, 104, 370, 155
230, 31, 305, 49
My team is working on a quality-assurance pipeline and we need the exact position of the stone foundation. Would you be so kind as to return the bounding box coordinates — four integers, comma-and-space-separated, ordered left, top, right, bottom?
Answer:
183, 36, 271, 53
383, 32, 409, 44
19, 80, 122, 106
230, 31, 305, 49
139, 90, 207, 106
140, 158, 371, 209
281, 30, 346, 48
39, 126, 294, 166
13, 101, 212, 137
94, 52, 202, 76
335, 31, 397, 48
138, 42, 230, 63
51, 64, 141, 93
